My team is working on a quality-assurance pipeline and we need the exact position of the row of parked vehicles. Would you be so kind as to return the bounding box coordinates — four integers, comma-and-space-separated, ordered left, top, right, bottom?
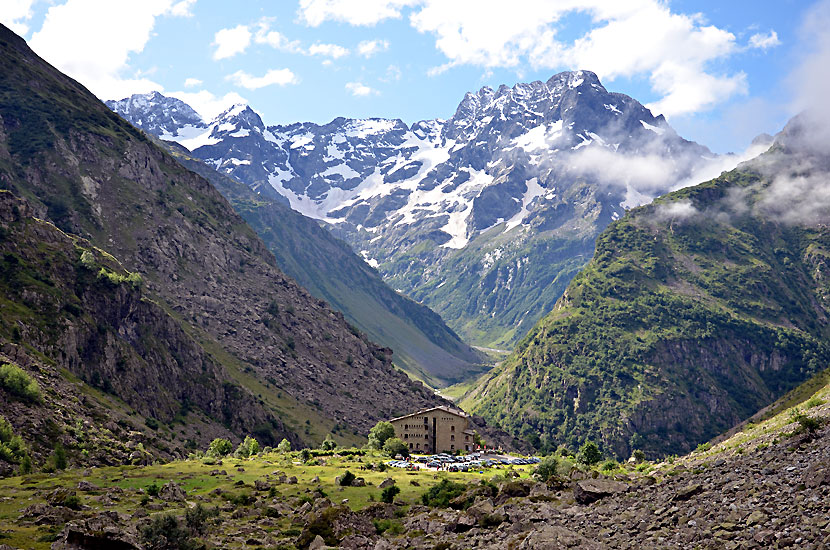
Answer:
386, 453, 541, 472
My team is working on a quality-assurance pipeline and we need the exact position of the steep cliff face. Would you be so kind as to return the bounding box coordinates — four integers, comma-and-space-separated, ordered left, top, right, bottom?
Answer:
462, 121, 830, 458
0, 24, 447, 454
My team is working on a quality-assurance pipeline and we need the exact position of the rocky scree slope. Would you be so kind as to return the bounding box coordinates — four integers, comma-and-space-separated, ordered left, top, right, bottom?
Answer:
0, 191, 295, 471
0, 24, 445, 447
156, 139, 484, 387
461, 116, 830, 459
109, 72, 720, 348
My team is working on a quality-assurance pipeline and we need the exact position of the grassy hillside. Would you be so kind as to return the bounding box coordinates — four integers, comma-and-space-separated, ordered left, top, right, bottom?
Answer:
462, 139, 830, 458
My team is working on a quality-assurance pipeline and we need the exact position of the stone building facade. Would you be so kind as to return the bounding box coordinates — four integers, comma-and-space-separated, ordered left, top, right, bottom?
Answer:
389, 406, 475, 454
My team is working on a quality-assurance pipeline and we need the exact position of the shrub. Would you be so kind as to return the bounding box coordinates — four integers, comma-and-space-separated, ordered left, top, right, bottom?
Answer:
276, 438, 291, 453
368, 421, 395, 450
235, 435, 260, 458
421, 479, 466, 508
146, 482, 160, 497
300, 448, 311, 462
383, 437, 408, 458
52, 443, 67, 470
339, 470, 356, 486
805, 397, 825, 409
185, 503, 217, 535
206, 438, 232, 457
373, 519, 404, 535
0, 363, 41, 402
790, 408, 824, 434
140, 513, 199, 550
533, 455, 558, 482
79, 250, 96, 269
631, 449, 646, 463
320, 436, 337, 451
380, 485, 400, 504
695, 442, 711, 453
600, 460, 617, 472
577, 441, 602, 466
0, 416, 28, 466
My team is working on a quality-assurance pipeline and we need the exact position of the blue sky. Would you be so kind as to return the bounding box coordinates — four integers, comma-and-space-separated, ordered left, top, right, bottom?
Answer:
2, 0, 824, 153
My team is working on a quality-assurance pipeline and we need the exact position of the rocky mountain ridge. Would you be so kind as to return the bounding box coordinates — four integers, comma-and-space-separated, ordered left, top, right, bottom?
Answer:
108, 71, 728, 347
0, 23, 448, 456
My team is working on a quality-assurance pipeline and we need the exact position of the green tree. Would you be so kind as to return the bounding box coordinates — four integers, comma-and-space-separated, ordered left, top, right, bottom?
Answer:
368, 421, 395, 450
533, 455, 558, 482
206, 438, 232, 457
382, 437, 408, 457
300, 448, 311, 462
276, 438, 292, 453
52, 443, 67, 470
577, 441, 602, 466
380, 485, 400, 504
235, 435, 260, 458
320, 436, 337, 451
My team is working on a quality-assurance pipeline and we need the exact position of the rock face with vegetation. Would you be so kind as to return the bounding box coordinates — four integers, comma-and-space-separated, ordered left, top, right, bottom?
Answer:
461, 117, 830, 458
0, 23, 448, 464
0, 191, 293, 469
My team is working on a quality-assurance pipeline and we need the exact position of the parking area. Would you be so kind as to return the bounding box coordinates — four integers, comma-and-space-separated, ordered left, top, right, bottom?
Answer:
386, 452, 540, 472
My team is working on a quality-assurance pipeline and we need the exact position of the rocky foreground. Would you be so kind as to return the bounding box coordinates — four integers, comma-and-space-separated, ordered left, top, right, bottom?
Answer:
1, 393, 827, 550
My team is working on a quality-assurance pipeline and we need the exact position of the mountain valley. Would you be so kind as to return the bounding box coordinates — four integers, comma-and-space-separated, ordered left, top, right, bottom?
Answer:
109, 72, 739, 349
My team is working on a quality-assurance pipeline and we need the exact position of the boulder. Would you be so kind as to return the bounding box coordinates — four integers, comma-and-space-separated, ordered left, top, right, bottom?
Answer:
378, 478, 395, 489
672, 484, 703, 502
158, 482, 186, 502
518, 525, 605, 549
573, 479, 628, 504
51, 511, 140, 550
76, 481, 100, 492
254, 480, 272, 491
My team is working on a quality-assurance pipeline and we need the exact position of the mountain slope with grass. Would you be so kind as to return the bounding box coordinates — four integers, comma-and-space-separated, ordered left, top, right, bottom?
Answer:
0, 23, 448, 459
161, 143, 484, 386
461, 117, 830, 458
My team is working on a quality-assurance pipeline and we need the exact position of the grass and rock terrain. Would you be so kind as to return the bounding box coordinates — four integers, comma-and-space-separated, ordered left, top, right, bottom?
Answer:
1, 371, 828, 549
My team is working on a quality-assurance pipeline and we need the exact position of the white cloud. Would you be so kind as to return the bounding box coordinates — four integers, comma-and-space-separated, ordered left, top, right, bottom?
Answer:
183, 77, 203, 88
345, 81, 378, 96
298, 0, 757, 117
1, 0, 36, 35
789, 0, 830, 147
381, 64, 402, 82
169, 0, 196, 17
29, 0, 193, 100
253, 18, 304, 53
749, 30, 781, 51
357, 39, 389, 57
299, 0, 419, 26
227, 68, 299, 89
308, 42, 350, 59
166, 89, 247, 120
212, 24, 251, 60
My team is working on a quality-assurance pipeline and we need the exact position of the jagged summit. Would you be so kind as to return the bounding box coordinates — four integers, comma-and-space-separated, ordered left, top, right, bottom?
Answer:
108, 71, 725, 348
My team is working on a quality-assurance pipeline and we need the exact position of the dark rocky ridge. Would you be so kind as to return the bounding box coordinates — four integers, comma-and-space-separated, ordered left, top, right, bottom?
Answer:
0, 23, 447, 448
